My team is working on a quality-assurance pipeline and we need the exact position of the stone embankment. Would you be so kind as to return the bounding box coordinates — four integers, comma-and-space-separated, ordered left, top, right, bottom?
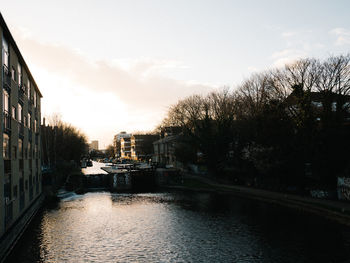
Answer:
0, 195, 44, 262
165, 174, 350, 226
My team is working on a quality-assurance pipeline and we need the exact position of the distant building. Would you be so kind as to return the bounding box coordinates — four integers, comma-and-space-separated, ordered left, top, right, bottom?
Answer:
0, 13, 43, 239
153, 135, 178, 167
89, 140, 99, 151
120, 135, 132, 159
285, 88, 350, 123
131, 134, 159, 161
114, 131, 131, 158
153, 127, 181, 167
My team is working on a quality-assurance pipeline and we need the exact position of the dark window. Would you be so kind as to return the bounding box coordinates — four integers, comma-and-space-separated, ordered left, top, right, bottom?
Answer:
11, 66, 16, 81
3, 134, 10, 159
13, 185, 18, 198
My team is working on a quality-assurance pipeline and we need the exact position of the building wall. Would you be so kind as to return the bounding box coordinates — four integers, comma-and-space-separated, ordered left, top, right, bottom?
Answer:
0, 15, 42, 237
153, 135, 178, 167
90, 140, 98, 151
115, 132, 131, 159
120, 137, 131, 159
0, 25, 4, 239
131, 134, 159, 161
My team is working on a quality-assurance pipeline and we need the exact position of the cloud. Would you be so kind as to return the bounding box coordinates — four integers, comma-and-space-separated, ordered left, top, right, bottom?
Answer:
271, 49, 307, 67
16, 34, 211, 110
330, 28, 350, 46
12, 28, 213, 146
271, 29, 326, 68
112, 57, 189, 78
281, 31, 296, 38
247, 66, 259, 73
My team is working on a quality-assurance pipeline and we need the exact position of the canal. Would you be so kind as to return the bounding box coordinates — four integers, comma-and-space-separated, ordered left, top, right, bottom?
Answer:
5, 190, 350, 262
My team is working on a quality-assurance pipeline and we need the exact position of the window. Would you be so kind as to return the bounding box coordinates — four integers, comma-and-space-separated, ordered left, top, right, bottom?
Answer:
11, 66, 16, 81
3, 90, 10, 112
28, 113, 31, 129
12, 146, 17, 159
35, 145, 38, 159
24, 116, 27, 127
19, 159, 24, 170
27, 80, 31, 99
18, 139, 23, 159
34, 90, 37, 107
28, 142, 32, 159
18, 103, 23, 123
13, 185, 18, 199
2, 37, 9, 69
4, 174, 12, 200
3, 133, 10, 159
12, 106, 16, 120
18, 63, 22, 85
34, 119, 37, 133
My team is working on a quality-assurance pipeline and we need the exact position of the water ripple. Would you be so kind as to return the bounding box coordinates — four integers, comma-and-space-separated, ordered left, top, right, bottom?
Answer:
5, 192, 350, 263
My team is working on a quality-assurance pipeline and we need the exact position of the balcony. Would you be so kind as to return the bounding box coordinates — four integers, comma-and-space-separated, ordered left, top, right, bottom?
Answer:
3, 65, 11, 91
30, 95, 34, 106
29, 185, 33, 201
20, 177, 25, 210
3, 110, 11, 133
29, 174, 33, 201
5, 200, 13, 227
36, 181, 39, 195
18, 84, 25, 103
18, 122, 24, 139
19, 159, 24, 171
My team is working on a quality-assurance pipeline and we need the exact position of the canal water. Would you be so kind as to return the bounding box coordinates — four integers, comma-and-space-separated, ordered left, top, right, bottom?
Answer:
5, 191, 350, 263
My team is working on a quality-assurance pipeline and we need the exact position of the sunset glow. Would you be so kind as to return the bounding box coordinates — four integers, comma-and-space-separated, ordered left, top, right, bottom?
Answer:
1, 0, 350, 147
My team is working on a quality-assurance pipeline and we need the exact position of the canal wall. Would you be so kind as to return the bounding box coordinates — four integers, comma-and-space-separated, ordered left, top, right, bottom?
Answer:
164, 174, 350, 227
0, 194, 44, 263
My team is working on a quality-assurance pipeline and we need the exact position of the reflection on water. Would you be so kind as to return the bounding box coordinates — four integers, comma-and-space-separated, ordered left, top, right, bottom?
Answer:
5, 192, 350, 263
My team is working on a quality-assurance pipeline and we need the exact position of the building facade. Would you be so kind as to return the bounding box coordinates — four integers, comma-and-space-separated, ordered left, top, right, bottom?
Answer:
0, 13, 42, 237
153, 135, 178, 167
130, 134, 159, 161
89, 140, 99, 151
114, 131, 131, 158
120, 135, 131, 159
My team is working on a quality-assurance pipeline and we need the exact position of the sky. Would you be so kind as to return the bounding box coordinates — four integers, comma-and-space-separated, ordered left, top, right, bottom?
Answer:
1, 0, 350, 148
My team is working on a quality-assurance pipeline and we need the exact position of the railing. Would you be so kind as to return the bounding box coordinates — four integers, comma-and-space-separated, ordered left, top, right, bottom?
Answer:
19, 159, 24, 171
20, 192, 25, 210
36, 181, 39, 195
4, 199, 13, 227
29, 177, 33, 201
29, 186, 33, 201
20, 178, 25, 210
3, 110, 11, 133
18, 122, 24, 138
18, 84, 25, 103
4, 160, 11, 173
3, 64, 11, 90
